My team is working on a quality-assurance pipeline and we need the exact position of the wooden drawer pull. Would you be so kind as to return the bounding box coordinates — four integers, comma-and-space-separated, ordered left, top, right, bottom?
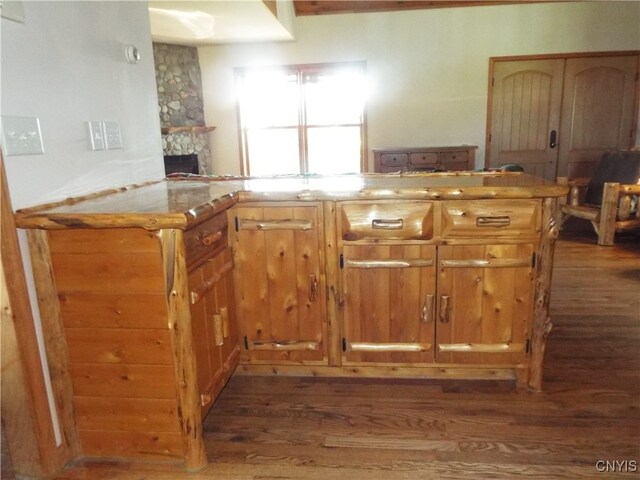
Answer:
239, 219, 312, 231
372, 218, 403, 230
220, 306, 229, 338
213, 314, 224, 347
476, 216, 511, 227
198, 230, 223, 246
190, 259, 234, 304
439, 295, 450, 324
421, 294, 434, 323
345, 258, 433, 269
350, 342, 432, 352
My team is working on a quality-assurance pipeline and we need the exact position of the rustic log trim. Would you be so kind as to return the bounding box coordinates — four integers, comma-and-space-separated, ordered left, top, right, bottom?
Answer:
158, 229, 207, 471
26, 230, 81, 459
528, 197, 558, 392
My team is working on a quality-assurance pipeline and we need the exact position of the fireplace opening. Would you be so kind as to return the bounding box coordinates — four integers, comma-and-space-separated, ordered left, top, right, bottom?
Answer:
164, 154, 199, 176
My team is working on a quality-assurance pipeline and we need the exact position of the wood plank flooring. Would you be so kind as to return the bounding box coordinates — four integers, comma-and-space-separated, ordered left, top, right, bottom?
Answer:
37, 230, 640, 479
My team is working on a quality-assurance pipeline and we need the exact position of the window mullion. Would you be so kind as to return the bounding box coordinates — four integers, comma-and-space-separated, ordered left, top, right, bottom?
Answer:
298, 69, 308, 174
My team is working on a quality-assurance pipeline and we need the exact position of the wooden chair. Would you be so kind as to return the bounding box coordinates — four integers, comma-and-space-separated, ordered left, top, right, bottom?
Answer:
558, 150, 640, 246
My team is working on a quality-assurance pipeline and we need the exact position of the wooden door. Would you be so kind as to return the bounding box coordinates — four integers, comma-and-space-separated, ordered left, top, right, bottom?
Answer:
208, 247, 240, 382
558, 55, 639, 178
436, 244, 534, 365
233, 204, 326, 364
188, 263, 224, 417
489, 59, 564, 180
342, 245, 436, 364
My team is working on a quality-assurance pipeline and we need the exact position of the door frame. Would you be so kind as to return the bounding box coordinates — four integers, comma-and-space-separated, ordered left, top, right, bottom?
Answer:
484, 50, 640, 169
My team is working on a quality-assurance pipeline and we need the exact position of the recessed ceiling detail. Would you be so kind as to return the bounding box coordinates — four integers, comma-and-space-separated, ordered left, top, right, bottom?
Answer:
148, 1, 295, 46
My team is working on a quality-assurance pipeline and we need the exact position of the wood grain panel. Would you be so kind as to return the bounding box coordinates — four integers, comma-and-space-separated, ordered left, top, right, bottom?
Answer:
78, 430, 183, 461
48, 228, 160, 254
59, 292, 167, 329
74, 397, 180, 433
65, 328, 173, 365
51, 253, 165, 293
69, 364, 176, 399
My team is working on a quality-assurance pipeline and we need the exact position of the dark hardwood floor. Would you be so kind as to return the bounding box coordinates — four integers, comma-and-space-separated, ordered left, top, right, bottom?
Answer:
40, 228, 640, 479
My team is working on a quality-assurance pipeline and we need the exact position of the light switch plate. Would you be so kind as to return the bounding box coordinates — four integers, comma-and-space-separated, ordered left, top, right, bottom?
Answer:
103, 121, 123, 150
1, 115, 44, 156
88, 121, 106, 151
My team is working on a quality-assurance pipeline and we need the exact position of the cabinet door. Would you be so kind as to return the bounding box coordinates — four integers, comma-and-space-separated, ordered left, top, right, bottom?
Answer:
436, 244, 534, 365
233, 205, 325, 363
188, 265, 224, 416
342, 245, 436, 364
206, 247, 240, 383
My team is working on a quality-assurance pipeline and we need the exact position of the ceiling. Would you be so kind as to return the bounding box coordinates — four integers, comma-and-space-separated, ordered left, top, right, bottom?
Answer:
148, 0, 295, 46
293, 1, 558, 16
148, 0, 560, 46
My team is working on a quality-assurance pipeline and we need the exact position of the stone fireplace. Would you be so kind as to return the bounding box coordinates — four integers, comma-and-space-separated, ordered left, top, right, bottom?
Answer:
153, 42, 213, 175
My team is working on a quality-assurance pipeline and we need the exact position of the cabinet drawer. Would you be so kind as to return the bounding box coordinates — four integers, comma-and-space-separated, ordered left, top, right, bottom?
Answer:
441, 200, 540, 239
340, 202, 434, 241
380, 153, 409, 167
441, 151, 470, 171
184, 212, 228, 269
409, 152, 439, 165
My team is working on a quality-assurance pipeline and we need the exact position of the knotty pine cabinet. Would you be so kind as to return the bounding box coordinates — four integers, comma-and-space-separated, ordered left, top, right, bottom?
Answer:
336, 199, 540, 378
14, 174, 565, 473
230, 203, 327, 364
188, 246, 239, 417
341, 244, 436, 364
28, 210, 239, 469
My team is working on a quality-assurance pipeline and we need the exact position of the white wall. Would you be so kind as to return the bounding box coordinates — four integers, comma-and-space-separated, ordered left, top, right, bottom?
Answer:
199, 2, 640, 174
1, 1, 164, 209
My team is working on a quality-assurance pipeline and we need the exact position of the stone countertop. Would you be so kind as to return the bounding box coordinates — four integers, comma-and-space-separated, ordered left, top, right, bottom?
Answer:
14, 172, 567, 230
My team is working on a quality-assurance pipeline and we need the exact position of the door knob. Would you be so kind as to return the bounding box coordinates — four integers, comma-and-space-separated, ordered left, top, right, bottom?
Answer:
549, 130, 558, 149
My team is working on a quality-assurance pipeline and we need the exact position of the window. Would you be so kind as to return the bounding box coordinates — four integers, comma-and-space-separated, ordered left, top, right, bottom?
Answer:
236, 62, 366, 176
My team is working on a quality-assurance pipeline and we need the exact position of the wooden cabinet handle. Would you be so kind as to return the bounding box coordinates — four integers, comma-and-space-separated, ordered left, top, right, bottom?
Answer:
439, 295, 450, 324
476, 216, 511, 227
421, 294, 434, 323
220, 306, 229, 338
372, 218, 403, 230
213, 314, 224, 346
308, 274, 318, 302
198, 230, 223, 246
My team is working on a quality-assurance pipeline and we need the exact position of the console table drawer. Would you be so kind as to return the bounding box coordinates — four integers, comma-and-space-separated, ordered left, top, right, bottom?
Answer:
380, 153, 409, 167
340, 202, 434, 241
409, 152, 439, 165
441, 200, 540, 240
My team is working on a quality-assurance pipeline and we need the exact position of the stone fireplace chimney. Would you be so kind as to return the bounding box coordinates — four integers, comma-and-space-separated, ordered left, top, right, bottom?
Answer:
153, 43, 213, 175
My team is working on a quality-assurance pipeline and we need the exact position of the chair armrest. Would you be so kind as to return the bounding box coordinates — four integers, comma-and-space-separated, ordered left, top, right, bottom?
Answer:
557, 176, 590, 206
619, 184, 640, 195
566, 177, 590, 187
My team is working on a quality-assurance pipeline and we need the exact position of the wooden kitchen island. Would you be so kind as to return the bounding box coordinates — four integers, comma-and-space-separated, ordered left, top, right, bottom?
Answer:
14, 172, 567, 471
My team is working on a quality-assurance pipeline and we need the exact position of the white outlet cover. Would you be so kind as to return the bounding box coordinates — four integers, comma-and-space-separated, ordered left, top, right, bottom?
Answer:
1, 115, 44, 156
103, 121, 123, 150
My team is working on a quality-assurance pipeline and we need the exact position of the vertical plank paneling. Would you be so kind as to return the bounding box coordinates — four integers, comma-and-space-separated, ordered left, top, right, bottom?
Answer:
266, 208, 298, 346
